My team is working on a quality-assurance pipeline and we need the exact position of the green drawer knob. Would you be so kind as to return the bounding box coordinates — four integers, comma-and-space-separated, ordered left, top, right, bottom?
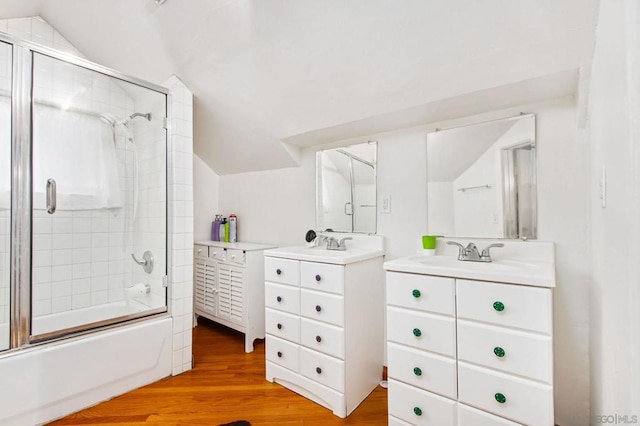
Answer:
412, 289, 421, 298
412, 328, 422, 337
493, 301, 505, 312
413, 407, 423, 416
495, 393, 507, 404
413, 367, 422, 376
494, 346, 506, 358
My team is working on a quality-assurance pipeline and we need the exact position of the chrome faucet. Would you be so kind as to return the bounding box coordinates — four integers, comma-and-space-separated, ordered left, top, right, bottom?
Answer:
327, 237, 353, 251
311, 235, 329, 247
446, 241, 504, 262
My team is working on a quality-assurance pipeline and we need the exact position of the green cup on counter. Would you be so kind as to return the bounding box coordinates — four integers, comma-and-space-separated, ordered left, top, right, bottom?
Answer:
421, 235, 441, 255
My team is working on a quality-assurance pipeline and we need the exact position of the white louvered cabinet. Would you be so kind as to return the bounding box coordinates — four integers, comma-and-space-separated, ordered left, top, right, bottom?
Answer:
194, 241, 274, 353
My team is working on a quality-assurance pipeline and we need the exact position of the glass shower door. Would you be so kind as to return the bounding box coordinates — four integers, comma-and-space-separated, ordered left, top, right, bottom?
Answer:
351, 158, 376, 234
0, 42, 11, 351
30, 52, 168, 339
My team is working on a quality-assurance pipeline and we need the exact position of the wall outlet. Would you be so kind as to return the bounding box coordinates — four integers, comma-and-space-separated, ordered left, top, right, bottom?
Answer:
380, 195, 391, 213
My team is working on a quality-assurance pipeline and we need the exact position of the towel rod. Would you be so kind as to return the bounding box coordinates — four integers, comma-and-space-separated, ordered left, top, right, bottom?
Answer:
457, 184, 492, 192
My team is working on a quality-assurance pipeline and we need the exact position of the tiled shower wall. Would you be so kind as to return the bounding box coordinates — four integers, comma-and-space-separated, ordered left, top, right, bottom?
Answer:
164, 75, 194, 375
0, 17, 194, 374
0, 18, 165, 318
29, 43, 137, 317
131, 94, 168, 301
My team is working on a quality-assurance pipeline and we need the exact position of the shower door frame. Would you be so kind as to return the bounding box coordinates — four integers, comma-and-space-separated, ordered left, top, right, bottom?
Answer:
4, 32, 171, 350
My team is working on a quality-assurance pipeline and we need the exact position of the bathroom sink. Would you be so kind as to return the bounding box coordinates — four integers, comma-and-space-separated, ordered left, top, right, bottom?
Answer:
265, 244, 384, 265
412, 255, 539, 271
384, 254, 555, 287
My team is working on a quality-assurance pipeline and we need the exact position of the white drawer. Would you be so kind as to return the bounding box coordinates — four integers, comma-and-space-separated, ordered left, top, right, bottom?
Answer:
387, 272, 455, 316
208, 246, 226, 261
226, 248, 245, 265
300, 289, 344, 327
389, 416, 413, 426
194, 244, 207, 258
265, 308, 300, 344
300, 318, 345, 359
265, 256, 300, 286
301, 261, 344, 295
458, 320, 552, 383
458, 403, 521, 426
387, 342, 456, 399
266, 335, 299, 372
457, 280, 552, 334
387, 306, 456, 357
299, 347, 345, 393
265, 282, 300, 315
458, 362, 553, 426
388, 379, 456, 426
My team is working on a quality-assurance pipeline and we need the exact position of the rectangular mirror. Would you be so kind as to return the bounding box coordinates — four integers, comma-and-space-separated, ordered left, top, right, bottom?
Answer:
427, 114, 536, 239
316, 141, 377, 234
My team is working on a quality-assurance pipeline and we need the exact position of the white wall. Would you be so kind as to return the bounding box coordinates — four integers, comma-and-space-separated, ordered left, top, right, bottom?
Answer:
216, 153, 316, 247
535, 101, 590, 425
201, 97, 591, 423
193, 154, 219, 241
587, 0, 640, 419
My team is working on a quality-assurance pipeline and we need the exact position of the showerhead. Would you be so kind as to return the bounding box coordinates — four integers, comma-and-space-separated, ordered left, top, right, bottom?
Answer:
129, 112, 152, 121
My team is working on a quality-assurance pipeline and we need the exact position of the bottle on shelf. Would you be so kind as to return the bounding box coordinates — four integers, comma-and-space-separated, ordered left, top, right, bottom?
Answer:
229, 213, 237, 243
220, 217, 227, 241
212, 214, 221, 241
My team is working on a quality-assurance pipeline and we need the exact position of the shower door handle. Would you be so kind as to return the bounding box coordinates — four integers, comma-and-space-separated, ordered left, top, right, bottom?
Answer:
344, 202, 353, 216
46, 178, 56, 214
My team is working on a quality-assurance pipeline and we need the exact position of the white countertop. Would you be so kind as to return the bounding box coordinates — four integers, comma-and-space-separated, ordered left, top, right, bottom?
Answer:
384, 239, 556, 287
195, 240, 276, 252
265, 245, 384, 265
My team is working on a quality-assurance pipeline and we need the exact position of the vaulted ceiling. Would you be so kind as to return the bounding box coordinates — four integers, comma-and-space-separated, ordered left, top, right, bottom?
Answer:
0, 0, 599, 174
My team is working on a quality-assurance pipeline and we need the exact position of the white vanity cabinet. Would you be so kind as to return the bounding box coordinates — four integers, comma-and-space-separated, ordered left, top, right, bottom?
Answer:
263, 242, 384, 418
384, 243, 556, 426
194, 241, 274, 353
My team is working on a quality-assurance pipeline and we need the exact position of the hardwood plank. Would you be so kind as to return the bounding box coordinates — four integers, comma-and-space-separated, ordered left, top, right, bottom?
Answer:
49, 319, 388, 425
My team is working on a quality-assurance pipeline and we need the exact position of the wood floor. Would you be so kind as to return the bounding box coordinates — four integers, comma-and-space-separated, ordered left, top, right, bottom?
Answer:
49, 319, 388, 425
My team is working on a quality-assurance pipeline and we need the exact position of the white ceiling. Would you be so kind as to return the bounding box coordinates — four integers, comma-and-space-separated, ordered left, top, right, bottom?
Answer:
0, 0, 599, 175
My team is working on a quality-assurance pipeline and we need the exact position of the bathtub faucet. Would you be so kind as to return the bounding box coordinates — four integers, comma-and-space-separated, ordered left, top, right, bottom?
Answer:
131, 250, 154, 273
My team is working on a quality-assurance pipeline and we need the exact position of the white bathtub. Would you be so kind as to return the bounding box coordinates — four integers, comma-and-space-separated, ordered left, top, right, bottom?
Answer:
0, 314, 172, 425
0, 321, 7, 350
32, 294, 165, 336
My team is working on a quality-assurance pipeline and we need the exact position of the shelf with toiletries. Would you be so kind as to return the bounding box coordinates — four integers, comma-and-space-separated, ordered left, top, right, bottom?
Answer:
211, 213, 238, 243
194, 240, 275, 352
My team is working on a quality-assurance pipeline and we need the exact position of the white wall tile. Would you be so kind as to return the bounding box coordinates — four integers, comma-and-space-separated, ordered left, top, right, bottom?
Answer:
71, 293, 90, 309
52, 249, 73, 265
51, 296, 71, 313
52, 281, 72, 298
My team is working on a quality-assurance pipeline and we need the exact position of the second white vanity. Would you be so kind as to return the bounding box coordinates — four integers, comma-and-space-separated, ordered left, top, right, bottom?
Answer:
263, 235, 385, 418
384, 239, 556, 426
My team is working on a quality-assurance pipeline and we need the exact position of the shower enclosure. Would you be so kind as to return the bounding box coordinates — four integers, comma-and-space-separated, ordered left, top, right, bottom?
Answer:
1, 34, 168, 352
